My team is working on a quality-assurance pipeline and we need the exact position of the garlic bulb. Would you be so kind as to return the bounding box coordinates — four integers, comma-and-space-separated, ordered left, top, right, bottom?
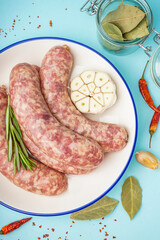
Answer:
70, 71, 117, 114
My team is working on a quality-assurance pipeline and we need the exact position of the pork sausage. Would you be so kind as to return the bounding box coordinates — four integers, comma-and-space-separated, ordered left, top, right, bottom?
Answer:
9, 63, 103, 173
22, 131, 93, 174
0, 86, 68, 195
40, 46, 128, 152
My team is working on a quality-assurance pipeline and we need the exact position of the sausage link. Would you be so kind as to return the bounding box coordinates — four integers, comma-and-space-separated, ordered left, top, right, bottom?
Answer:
0, 86, 67, 195
9, 63, 103, 173
22, 131, 93, 174
40, 46, 128, 152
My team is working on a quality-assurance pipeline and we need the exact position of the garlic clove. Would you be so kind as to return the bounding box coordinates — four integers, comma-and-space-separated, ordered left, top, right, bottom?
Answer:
93, 93, 104, 106
94, 87, 101, 94
88, 82, 96, 94
75, 97, 90, 113
79, 85, 90, 95
135, 150, 160, 170
104, 93, 116, 107
101, 81, 116, 93
71, 91, 86, 102
80, 71, 95, 84
94, 72, 110, 87
90, 98, 103, 113
71, 77, 84, 91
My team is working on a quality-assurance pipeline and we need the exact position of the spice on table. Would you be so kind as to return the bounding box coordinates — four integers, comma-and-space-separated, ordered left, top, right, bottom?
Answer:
139, 61, 160, 113
49, 20, 53, 27
70, 196, 119, 220
135, 150, 159, 170
149, 105, 160, 148
105, 232, 109, 236
0, 217, 32, 235
121, 176, 142, 220
43, 234, 49, 238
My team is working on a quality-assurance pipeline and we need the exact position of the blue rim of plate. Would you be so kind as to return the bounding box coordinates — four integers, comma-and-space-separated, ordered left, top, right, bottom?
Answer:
0, 37, 138, 217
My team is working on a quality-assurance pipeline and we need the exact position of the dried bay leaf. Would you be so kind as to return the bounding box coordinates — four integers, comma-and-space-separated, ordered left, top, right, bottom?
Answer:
121, 176, 142, 220
124, 16, 149, 40
102, 22, 123, 41
102, 4, 145, 33
70, 196, 119, 220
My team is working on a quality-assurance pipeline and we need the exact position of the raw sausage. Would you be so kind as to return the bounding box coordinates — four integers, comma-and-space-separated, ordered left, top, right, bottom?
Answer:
40, 46, 128, 152
0, 86, 68, 196
9, 64, 103, 173
21, 66, 93, 174
22, 131, 93, 174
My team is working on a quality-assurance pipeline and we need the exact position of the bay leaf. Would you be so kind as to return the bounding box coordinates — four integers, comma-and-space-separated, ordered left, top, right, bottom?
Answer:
102, 4, 145, 33
102, 22, 123, 41
70, 196, 119, 220
124, 16, 149, 40
121, 176, 142, 220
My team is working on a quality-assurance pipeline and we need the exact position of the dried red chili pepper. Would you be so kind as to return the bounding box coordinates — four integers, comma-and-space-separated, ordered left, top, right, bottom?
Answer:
139, 61, 160, 113
0, 217, 32, 235
149, 105, 160, 148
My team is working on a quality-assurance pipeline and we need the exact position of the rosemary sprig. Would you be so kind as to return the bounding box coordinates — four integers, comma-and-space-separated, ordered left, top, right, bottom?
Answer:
6, 95, 37, 175
5, 95, 10, 141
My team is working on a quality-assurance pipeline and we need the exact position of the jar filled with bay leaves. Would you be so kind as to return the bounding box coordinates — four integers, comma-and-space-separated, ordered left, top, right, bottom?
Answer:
96, 0, 153, 55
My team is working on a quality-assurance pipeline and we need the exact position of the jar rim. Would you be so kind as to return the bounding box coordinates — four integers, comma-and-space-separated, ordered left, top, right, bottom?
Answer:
96, 0, 153, 47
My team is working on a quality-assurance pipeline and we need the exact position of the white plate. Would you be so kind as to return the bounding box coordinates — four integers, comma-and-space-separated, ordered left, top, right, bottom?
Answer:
0, 38, 137, 216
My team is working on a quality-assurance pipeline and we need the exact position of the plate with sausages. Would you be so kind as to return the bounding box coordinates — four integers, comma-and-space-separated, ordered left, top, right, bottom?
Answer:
0, 38, 137, 216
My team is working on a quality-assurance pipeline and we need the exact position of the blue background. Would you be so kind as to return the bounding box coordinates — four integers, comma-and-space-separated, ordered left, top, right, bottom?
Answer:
0, 0, 160, 239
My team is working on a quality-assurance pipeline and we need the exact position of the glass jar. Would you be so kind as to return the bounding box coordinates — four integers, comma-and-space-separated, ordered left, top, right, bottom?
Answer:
96, 0, 153, 55
150, 46, 160, 88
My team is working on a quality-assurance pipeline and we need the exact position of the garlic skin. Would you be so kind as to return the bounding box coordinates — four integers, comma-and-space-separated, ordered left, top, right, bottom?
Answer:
135, 151, 160, 170
70, 71, 117, 114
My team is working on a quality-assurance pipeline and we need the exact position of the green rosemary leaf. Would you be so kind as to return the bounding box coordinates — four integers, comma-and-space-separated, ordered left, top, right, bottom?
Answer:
10, 106, 22, 138
13, 152, 17, 175
8, 132, 13, 162
11, 124, 20, 172
5, 96, 10, 141
19, 150, 33, 172
12, 125, 28, 158
28, 158, 37, 168
19, 154, 27, 170
15, 141, 20, 172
